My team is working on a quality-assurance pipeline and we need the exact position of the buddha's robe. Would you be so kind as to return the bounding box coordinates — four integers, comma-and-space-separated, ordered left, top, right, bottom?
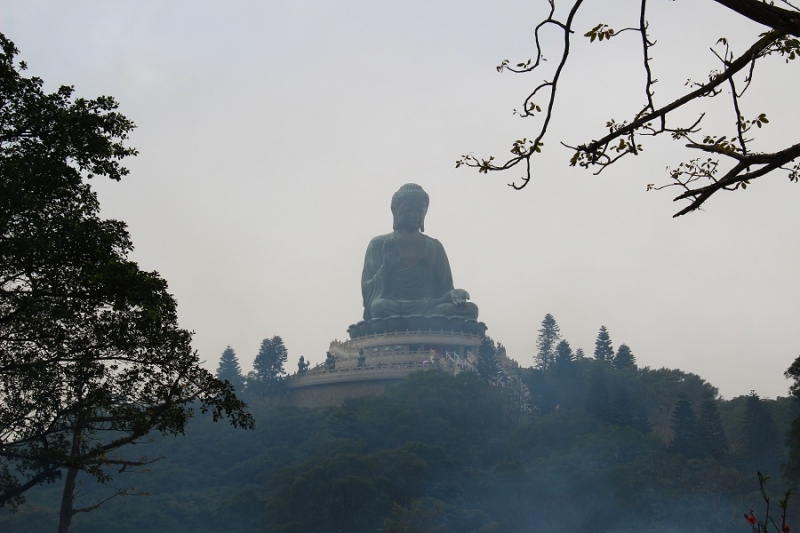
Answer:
361, 232, 478, 320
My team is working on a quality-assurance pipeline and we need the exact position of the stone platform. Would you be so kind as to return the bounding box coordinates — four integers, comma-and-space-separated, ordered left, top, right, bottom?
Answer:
279, 328, 485, 408
347, 316, 487, 339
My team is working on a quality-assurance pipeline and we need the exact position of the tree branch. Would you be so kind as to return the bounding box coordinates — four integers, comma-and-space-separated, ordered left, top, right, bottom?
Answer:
579, 29, 784, 156
712, 0, 800, 36
672, 141, 800, 215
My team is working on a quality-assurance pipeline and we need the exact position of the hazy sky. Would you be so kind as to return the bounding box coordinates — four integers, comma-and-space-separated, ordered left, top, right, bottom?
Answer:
4, 1, 799, 399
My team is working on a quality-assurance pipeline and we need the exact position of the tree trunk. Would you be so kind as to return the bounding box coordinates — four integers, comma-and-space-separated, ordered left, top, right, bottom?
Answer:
57, 420, 83, 533
57, 465, 78, 533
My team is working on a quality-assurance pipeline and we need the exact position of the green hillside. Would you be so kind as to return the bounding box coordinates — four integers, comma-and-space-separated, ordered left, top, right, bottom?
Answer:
2, 359, 797, 533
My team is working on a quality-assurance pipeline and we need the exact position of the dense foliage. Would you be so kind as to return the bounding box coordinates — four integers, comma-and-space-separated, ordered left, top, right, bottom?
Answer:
0, 32, 252, 531
248, 336, 289, 395
1, 360, 795, 533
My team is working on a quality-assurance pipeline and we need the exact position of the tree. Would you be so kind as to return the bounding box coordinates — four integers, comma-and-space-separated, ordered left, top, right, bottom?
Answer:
476, 336, 500, 382
535, 314, 561, 371
216, 346, 244, 390
457, 0, 800, 217
251, 336, 288, 392
554, 339, 573, 365
668, 394, 699, 459
784, 410, 800, 485
613, 344, 636, 370
785, 354, 800, 484
696, 392, 728, 461
0, 33, 252, 530
553, 340, 575, 379
739, 392, 781, 474
593, 326, 614, 363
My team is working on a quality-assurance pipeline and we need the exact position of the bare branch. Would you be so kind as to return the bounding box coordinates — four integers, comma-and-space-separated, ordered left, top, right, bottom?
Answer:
460, 1, 800, 218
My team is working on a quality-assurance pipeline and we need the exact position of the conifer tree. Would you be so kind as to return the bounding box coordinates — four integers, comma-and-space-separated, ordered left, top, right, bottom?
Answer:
476, 336, 500, 382
554, 340, 573, 366
251, 336, 288, 392
696, 392, 728, 461
740, 392, 781, 474
535, 314, 561, 371
575, 348, 586, 360
668, 394, 699, 458
613, 344, 636, 370
593, 326, 615, 363
216, 346, 244, 390
552, 340, 575, 381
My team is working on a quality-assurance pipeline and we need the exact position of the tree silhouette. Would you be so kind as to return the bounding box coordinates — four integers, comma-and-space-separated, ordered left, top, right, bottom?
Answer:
669, 394, 699, 459
593, 326, 615, 363
535, 314, 561, 371
739, 391, 781, 474
0, 33, 252, 527
216, 346, 244, 390
251, 336, 288, 393
476, 336, 500, 382
613, 344, 636, 370
696, 392, 728, 461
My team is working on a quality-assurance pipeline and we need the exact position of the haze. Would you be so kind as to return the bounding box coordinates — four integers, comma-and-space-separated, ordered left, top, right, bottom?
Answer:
4, 0, 798, 399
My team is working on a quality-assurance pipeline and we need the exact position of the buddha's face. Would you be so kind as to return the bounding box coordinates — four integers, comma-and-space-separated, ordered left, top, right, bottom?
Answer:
393, 198, 428, 232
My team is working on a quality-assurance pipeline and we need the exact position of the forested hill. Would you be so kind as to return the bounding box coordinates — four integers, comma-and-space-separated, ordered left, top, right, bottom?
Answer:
2, 358, 797, 533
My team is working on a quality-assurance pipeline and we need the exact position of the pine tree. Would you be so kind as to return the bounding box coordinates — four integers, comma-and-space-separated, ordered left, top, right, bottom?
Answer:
535, 314, 561, 371
613, 343, 636, 370
216, 346, 244, 390
740, 392, 781, 474
696, 392, 728, 461
555, 340, 573, 365
253, 336, 288, 387
476, 336, 500, 382
668, 394, 699, 458
575, 348, 586, 360
593, 326, 614, 363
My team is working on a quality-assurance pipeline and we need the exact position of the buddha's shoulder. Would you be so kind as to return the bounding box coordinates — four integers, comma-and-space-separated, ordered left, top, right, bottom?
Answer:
367, 233, 395, 246
421, 233, 443, 246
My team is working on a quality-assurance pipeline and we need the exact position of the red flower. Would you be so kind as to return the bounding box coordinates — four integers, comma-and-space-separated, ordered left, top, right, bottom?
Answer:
746, 515, 757, 525
783, 525, 791, 532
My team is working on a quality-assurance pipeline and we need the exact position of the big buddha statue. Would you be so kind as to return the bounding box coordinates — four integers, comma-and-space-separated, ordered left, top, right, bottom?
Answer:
361, 183, 479, 321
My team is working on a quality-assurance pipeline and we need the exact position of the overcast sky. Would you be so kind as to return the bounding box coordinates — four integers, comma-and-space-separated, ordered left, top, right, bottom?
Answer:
5, 0, 799, 399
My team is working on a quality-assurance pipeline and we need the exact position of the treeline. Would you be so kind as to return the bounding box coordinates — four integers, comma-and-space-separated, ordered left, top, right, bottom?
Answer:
215, 336, 288, 395
3, 315, 799, 532
519, 314, 790, 477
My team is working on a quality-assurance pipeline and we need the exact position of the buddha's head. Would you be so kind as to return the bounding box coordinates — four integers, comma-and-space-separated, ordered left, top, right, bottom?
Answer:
391, 183, 429, 232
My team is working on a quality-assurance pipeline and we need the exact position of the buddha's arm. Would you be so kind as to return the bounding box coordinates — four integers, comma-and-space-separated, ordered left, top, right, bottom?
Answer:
361, 237, 389, 318
431, 240, 470, 305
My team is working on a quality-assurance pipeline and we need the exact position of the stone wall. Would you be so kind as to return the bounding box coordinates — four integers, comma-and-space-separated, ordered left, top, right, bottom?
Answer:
273, 378, 402, 408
